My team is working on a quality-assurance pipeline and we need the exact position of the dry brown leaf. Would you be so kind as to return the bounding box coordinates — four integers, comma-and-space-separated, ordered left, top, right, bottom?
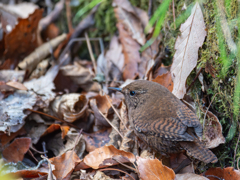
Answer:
136, 157, 175, 180
117, 23, 141, 80
83, 145, 135, 169
41, 124, 70, 139
152, 72, 173, 92
1, 9, 43, 69
50, 93, 88, 123
205, 167, 240, 180
90, 95, 112, 127
2, 137, 31, 162
176, 173, 208, 180
0, 127, 26, 146
203, 110, 225, 149
170, 2, 206, 99
113, 0, 146, 45
50, 150, 81, 180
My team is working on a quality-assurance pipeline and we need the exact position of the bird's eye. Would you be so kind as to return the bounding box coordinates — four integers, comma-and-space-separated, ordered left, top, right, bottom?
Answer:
130, 91, 136, 96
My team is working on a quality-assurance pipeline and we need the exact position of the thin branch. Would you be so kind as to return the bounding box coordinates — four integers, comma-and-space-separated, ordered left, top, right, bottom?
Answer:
26, 108, 81, 130
85, 32, 97, 74
99, 168, 135, 180
65, 0, 73, 33
106, 96, 128, 130
172, 0, 176, 29
98, 110, 124, 138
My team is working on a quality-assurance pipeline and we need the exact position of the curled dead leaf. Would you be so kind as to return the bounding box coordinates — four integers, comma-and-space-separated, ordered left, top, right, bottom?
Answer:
203, 110, 225, 149
51, 93, 88, 123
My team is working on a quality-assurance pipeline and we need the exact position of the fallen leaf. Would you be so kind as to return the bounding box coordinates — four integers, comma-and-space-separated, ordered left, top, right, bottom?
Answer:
2, 137, 31, 162
83, 145, 135, 169
0, 90, 37, 133
204, 167, 240, 180
152, 72, 173, 92
176, 173, 208, 180
203, 110, 225, 149
170, 2, 206, 99
41, 124, 70, 139
50, 93, 88, 123
117, 23, 141, 80
2, 9, 43, 69
0, 70, 25, 82
50, 150, 81, 180
113, 0, 146, 45
83, 128, 111, 152
169, 153, 193, 174
0, 127, 26, 146
137, 157, 175, 180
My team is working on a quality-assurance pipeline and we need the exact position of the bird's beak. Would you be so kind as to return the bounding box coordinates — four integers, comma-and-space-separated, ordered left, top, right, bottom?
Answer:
108, 87, 122, 93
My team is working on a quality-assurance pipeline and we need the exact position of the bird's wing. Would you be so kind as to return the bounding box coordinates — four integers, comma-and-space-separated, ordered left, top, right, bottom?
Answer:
133, 116, 195, 142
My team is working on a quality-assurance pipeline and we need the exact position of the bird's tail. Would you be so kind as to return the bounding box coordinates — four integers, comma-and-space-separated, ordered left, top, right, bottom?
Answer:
179, 141, 218, 163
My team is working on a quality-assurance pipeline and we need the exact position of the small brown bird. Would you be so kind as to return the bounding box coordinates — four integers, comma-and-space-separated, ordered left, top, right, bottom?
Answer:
109, 80, 217, 163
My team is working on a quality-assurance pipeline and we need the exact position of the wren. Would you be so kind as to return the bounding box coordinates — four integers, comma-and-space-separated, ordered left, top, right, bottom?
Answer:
109, 80, 217, 163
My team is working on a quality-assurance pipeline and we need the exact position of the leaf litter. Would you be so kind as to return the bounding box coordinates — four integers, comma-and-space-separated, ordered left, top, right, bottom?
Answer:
0, 0, 236, 180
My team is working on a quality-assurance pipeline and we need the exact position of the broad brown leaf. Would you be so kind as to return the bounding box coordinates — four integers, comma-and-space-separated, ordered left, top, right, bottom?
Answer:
117, 23, 141, 80
82, 145, 135, 169
2, 137, 31, 162
170, 2, 206, 99
136, 157, 175, 180
152, 72, 173, 92
50, 150, 81, 180
205, 167, 240, 180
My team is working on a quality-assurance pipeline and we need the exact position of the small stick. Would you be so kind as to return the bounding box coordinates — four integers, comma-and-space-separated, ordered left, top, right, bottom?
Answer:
42, 141, 48, 157
85, 32, 97, 74
112, 157, 137, 173
99, 168, 135, 180
26, 108, 81, 130
98, 110, 124, 138
203, 92, 221, 129
106, 96, 128, 130
172, 0, 176, 29
186, 67, 203, 93
65, 0, 73, 32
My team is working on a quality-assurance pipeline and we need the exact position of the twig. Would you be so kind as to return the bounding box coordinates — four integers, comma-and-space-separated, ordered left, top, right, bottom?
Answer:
65, 0, 73, 33
98, 110, 124, 138
203, 92, 221, 129
28, 149, 39, 163
73, 129, 83, 152
84, 32, 97, 74
233, 123, 240, 168
112, 157, 137, 173
25, 108, 81, 130
106, 96, 128, 130
172, 0, 176, 29
99, 168, 135, 180
42, 141, 48, 157
186, 67, 203, 93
